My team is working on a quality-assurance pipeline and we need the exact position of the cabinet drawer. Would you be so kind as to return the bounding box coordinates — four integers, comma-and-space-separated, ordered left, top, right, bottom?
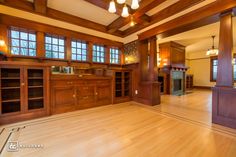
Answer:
96, 80, 110, 85
51, 81, 74, 86
77, 86, 95, 96
77, 96, 96, 105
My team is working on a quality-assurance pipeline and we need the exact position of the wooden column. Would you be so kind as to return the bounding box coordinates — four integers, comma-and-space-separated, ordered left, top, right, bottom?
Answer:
135, 37, 160, 106
212, 10, 236, 129
216, 11, 233, 87
139, 39, 149, 81
149, 36, 158, 81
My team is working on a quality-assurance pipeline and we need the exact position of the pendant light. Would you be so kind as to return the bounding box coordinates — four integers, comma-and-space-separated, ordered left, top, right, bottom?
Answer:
108, 0, 116, 13
206, 36, 219, 56
121, 4, 129, 17
117, 0, 125, 4
131, 0, 139, 10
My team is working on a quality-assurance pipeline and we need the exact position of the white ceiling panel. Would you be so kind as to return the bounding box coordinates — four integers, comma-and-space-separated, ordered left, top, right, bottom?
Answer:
48, 0, 119, 25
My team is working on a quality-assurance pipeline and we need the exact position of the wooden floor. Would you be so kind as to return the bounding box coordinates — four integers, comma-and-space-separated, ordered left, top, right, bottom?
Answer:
1, 90, 236, 157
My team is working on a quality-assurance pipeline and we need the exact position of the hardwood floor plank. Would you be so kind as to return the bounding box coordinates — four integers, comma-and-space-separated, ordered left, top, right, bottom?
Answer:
1, 90, 236, 157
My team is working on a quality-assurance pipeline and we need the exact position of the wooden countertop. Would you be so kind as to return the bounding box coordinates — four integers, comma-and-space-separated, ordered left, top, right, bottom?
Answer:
51, 74, 112, 80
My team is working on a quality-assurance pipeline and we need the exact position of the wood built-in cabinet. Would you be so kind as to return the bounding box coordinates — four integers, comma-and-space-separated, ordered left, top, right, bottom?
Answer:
51, 75, 112, 114
0, 65, 50, 124
113, 70, 131, 103
186, 74, 193, 90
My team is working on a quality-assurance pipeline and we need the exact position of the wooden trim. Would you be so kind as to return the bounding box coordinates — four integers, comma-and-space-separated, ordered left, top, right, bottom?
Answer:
124, 0, 204, 36
138, 0, 236, 40
0, 0, 123, 37
34, 0, 47, 14
193, 86, 212, 90
0, 14, 123, 47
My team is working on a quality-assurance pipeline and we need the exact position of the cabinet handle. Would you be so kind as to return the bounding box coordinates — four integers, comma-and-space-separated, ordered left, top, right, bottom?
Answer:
83, 96, 88, 99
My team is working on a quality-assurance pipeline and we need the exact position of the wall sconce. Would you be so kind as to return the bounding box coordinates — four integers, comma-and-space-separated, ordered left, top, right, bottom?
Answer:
0, 39, 5, 47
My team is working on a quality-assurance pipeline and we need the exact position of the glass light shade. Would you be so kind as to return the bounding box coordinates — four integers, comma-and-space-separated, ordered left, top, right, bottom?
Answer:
0, 40, 5, 46
206, 49, 219, 55
121, 5, 129, 17
108, 1, 116, 13
131, 0, 139, 9
117, 0, 125, 4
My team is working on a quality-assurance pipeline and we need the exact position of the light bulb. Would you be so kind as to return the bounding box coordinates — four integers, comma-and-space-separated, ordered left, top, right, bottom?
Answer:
108, 0, 116, 13
117, 0, 125, 4
121, 4, 129, 17
131, 0, 139, 9
130, 16, 136, 26
0, 40, 5, 47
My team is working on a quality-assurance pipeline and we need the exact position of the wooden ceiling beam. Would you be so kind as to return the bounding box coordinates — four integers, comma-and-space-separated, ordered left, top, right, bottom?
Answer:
123, 0, 205, 37
138, 0, 236, 40
34, 0, 47, 14
0, 0, 123, 37
107, 0, 167, 33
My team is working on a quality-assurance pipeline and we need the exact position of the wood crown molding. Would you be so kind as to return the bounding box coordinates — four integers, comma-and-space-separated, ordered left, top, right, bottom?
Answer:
138, 0, 236, 41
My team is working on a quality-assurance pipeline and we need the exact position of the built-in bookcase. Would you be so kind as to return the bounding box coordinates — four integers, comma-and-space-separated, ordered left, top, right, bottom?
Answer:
27, 69, 44, 110
1, 68, 21, 114
114, 70, 131, 103
0, 65, 49, 124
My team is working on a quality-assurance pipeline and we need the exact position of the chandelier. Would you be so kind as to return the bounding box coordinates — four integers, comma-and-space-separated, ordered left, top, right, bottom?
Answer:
108, 0, 140, 18
206, 36, 219, 56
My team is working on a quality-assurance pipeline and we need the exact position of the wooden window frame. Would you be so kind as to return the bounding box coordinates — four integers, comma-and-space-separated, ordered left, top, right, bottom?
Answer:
9, 26, 37, 57
110, 47, 121, 64
92, 44, 105, 63
45, 34, 65, 59
71, 39, 88, 62
210, 54, 236, 82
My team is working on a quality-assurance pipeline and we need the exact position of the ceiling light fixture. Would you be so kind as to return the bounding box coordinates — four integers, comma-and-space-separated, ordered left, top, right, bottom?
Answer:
108, 0, 116, 13
130, 15, 136, 26
121, 4, 129, 17
117, 0, 125, 4
206, 36, 219, 56
108, 0, 140, 18
131, 0, 139, 10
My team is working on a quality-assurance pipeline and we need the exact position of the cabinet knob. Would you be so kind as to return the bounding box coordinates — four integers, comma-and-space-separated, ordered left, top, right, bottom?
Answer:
73, 94, 76, 98
95, 92, 98, 95
21, 83, 25, 86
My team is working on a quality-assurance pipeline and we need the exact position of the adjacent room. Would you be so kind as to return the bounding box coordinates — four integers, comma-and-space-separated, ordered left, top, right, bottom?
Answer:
1, 0, 236, 157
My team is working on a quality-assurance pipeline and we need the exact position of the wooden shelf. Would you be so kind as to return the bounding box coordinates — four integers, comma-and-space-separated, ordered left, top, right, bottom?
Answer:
28, 77, 43, 79
1, 87, 20, 89
28, 97, 44, 101
1, 77, 20, 79
28, 86, 43, 88
2, 99, 20, 103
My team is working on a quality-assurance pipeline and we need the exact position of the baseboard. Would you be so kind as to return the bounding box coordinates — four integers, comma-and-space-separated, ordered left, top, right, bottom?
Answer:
193, 86, 212, 90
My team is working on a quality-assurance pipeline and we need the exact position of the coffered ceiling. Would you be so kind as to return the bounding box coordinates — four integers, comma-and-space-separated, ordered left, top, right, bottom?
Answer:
1, 0, 235, 44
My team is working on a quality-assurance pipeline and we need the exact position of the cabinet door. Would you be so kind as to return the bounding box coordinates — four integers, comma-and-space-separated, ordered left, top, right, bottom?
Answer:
96, 84, 111, 106
25, 68, 46, 111
0, 66, 23, 115
76, 85, 96, 109
52, 86, 76, 114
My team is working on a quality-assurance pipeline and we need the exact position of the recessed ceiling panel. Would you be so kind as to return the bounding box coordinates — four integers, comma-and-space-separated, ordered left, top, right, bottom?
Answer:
48, 0, 119, 25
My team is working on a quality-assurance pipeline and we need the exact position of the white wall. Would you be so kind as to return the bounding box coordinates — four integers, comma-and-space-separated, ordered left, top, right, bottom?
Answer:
186, 50, 236, 87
